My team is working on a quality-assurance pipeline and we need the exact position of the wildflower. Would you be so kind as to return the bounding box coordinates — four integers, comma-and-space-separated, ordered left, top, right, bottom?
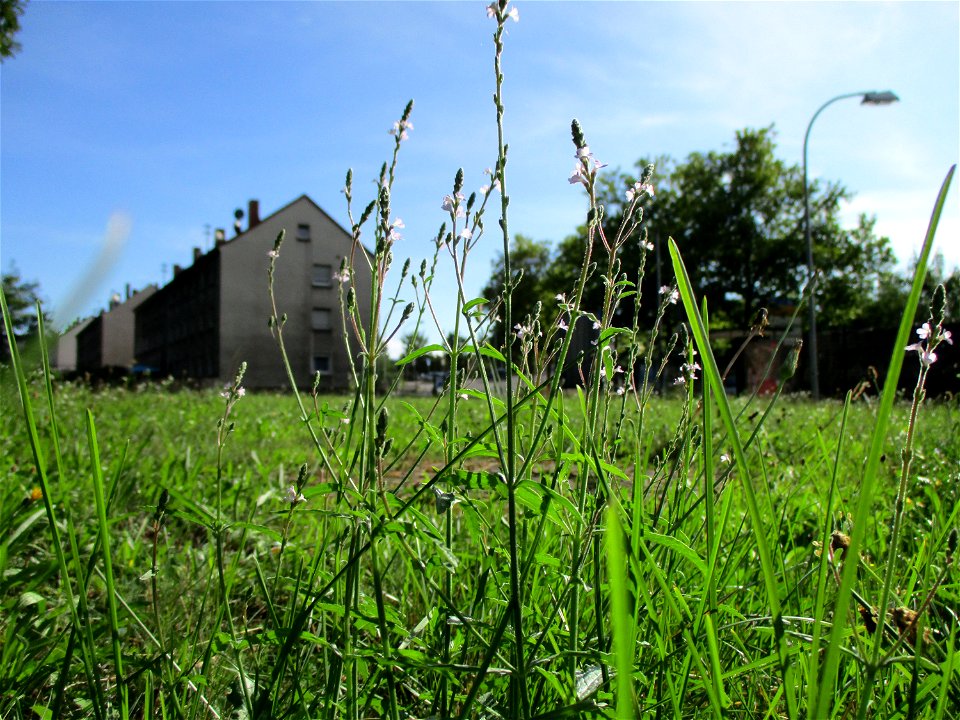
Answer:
332, 269, 351, 284
441, 193, 466, 217
615, 386, 625, 396
459, 227, 473, 241
614, 365, 624, 374
568, 164, 588, 186
486, 2, 497, 18
514, 323, 527, 339
555, 293, 566, 303
944, 329, 953, 345
557, 318, 568, 332
917, 323, 932, 340
660, 285, 679, 305
389, 120, 413, 141
906, 341, 938, 366
284, 486, 306, 505
28, 486, 42, 502
643, 240, 654, 251
506, 5, 519, 21
625, 181, 655, 202
720, 453, 731, 463
267, 249, 279, 259
236, 387, 246, 398
592, 320, 601, 330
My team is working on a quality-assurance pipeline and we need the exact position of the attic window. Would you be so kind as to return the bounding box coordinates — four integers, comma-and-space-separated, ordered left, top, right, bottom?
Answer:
296, 224, 311, 242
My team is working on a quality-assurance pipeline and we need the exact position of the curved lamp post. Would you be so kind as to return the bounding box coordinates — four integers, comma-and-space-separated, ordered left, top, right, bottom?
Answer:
803, 90, 899, 400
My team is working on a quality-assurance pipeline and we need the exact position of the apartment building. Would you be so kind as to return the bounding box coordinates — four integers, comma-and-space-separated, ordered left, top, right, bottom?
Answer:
75, 285, 157, 373
134, 195, 372, 389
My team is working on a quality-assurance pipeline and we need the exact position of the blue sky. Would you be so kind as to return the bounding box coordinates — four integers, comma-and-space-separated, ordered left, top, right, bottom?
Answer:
2, 1, 958, 346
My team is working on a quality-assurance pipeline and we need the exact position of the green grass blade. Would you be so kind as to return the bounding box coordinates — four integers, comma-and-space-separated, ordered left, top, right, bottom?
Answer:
815, 164, 955, 718
669, 237, 797, 720
605, 500, 635, 720
86, 410, 130, 719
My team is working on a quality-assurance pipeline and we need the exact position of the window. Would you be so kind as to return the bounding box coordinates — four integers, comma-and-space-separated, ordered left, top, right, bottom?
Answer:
296, 223, 311, 242
312, 307, 332, 331
312, 263, 333, 287
313, 355, 332, 375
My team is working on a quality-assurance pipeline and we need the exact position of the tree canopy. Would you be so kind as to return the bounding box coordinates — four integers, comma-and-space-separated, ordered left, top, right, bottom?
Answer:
484, 126, 901, 340
1, 265, 47, 362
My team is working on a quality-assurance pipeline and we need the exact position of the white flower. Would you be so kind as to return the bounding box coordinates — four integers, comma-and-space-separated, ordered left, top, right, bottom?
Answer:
660, 286, 679, 304
555, 293, 566, 302
441, 193, 466, 217
944, 329, 953, 345
917, 323, 932, 340
236, 387, 246, 398
625, 181, 654, 202
514, 323, 526, 339
332, 269, 351, 284
568, 164, 588, 186
459, 227, 473, 240
389, 120, 412, 141
557, 318, 568, 332
267, 249, 279, 259
592, 320, 601, 330
506, 6, 519, 22
615, 386, 625, 396
643, 241, 654, 251
284, 486, 306, 505
486, 2, 497, 18
720, 453, 731, 463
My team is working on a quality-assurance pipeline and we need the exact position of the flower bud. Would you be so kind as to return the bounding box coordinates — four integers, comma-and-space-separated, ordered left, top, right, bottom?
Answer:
571, 119, 586, 149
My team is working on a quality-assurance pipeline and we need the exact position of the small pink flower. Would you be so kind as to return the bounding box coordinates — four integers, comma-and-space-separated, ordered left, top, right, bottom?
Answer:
557, 318, 568, 332
917, 323, 932, 340
568, 164, 588, 186
506, 6, 519, 21
943, 329, 953, 345
284, 486, 306, 505
267, 249, 279, 259
237, 387, 246, 398
459, 227, 473, 240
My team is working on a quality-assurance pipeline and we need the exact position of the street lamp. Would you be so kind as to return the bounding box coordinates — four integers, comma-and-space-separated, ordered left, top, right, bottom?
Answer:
803, 90, 899, 400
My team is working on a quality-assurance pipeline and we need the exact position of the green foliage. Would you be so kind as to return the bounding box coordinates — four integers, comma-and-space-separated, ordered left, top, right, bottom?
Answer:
499, 126, 902, 333
0, 0, 25, 61
1, 265, 48, 364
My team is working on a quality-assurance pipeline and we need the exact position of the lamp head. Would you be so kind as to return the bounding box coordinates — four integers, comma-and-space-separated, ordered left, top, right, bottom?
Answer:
862, 91, 899, 105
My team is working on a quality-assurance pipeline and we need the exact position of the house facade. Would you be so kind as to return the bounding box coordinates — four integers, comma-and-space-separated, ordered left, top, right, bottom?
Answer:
134, 195, 372, 390
75, 285, 157, 373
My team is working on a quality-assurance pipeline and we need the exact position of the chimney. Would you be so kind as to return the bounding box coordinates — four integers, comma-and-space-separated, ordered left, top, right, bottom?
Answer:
215, 228, 226, 246
248, 199, 261, 230
125, 283, 131, 300
173, 264, 182, 277
193, 247, 202, 262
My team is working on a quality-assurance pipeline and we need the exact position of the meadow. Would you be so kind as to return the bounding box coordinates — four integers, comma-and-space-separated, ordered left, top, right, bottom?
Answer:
3, 2, 960, 718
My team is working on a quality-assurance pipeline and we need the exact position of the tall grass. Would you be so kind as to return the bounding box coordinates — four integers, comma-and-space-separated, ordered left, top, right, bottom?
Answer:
2, 2, 959, 718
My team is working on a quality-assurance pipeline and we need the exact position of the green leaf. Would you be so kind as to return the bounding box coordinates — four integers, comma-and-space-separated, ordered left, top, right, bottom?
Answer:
396, 344, 445, 365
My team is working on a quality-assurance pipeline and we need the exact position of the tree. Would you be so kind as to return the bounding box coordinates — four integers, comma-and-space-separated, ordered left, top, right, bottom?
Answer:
481, 234, 556, 348
551, 126, 898, 330
1, 265, 47, 362
1, 0, 26, 61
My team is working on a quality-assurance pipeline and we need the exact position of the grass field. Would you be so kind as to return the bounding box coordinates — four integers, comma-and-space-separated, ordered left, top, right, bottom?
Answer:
3, 3, 959, 717
2, 368, 959, 718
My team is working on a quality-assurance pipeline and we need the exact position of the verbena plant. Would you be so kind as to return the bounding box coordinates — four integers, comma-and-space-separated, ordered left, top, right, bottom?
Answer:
2, 2, 958, 718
